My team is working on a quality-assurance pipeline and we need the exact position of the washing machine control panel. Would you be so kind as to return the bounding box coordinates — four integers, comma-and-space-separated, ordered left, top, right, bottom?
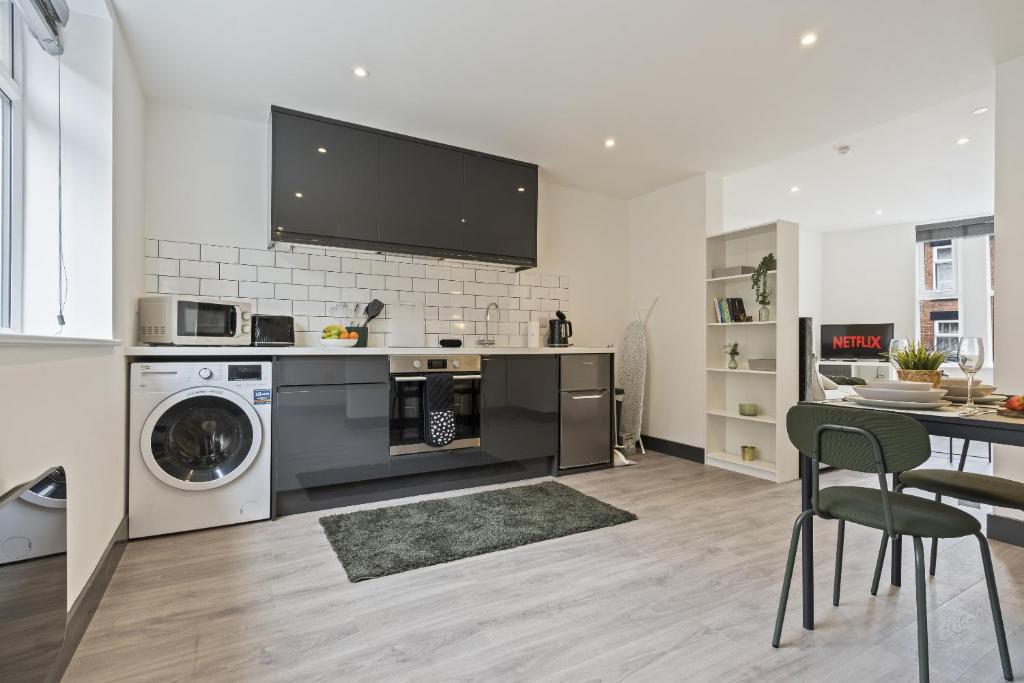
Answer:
227, 364, 263, 382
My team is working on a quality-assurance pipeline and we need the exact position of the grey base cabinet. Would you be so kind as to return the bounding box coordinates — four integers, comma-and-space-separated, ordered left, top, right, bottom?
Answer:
480, 356, 558, 464
273, 358, 389, 497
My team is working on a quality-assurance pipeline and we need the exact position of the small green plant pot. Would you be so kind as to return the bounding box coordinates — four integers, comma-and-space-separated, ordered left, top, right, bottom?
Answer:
738, 403, 759, 417
741, 445, 758, 461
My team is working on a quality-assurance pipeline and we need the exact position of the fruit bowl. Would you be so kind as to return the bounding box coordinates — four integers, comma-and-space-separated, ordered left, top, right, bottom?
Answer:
321, 337, 358, 348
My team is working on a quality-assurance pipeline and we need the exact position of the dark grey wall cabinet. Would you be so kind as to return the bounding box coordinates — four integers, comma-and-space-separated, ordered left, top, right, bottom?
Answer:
273, 358, 389, 496
270, 106, 539, 268
481, 356, 559, 464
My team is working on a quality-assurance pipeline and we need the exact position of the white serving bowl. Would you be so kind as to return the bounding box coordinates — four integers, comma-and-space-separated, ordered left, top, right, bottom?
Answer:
320, 338, 358, 348
866, 379, 936, 391
853, 385, 949, 402
941, 383, 996, 398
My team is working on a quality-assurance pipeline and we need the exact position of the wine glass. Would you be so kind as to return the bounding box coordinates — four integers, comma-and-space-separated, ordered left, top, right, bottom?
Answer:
888, 338, 908, 380
957, 337, 985, 416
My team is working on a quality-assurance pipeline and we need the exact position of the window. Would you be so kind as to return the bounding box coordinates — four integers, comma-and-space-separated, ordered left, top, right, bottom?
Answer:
0, 0, 17, 330
932, 242, 955, 292
934, 319, 960, 359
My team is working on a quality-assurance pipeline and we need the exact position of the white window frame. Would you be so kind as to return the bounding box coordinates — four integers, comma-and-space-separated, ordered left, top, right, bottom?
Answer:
0, 2, 23, 332
931, 242, 955, 293
934, 318, 961, 359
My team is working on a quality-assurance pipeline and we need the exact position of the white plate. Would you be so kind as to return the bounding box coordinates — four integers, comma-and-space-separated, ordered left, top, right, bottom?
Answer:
865, 379, 936, 391
852, 385, 948, 402
946, 394, 1006, 405
844, 395, 952, 410
940, 384, 996, 398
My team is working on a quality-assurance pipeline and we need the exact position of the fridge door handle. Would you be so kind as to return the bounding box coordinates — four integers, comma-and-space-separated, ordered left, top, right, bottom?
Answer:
568, 390, 607, 400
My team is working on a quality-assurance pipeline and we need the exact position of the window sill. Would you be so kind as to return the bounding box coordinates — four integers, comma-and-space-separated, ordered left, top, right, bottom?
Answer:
0, 333, 123, 348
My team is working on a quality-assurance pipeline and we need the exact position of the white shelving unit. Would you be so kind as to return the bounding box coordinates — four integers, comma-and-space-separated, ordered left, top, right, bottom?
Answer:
705, 221, 799, 483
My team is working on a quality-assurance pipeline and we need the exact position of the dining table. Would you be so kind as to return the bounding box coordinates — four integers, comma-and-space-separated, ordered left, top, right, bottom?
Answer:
799, 396, 1024, 631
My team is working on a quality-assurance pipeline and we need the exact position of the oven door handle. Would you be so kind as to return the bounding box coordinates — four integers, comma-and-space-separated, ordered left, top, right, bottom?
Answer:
392, 374, 481, 383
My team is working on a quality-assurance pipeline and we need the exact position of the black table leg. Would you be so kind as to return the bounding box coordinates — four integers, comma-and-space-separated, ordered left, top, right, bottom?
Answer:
801, 452, 814, 630
957, 439, 971, 472
891, 472, 901, 586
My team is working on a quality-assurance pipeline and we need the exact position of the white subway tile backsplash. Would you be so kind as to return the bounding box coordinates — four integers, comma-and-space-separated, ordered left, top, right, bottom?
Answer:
276, 283, 308, 300
240, 248, 276, 266
159, 241, 200, 260
342, 257, 374, 274
293, 269, 325, 286
293, 300, 325, 316
372, 260, 399, 276
145, 257, 179, 276
325, 271, 357, 288
143, 240, 570, 349
201, 279, 237, 297
239, 281, 275, 299
413, 278, 438, 293
201, 244, 238, 263
309, 255, 341, 272
159, 275, 199, 295
276, 252, 309, 269
258, 299, 292, 315
258, 266, 292, 283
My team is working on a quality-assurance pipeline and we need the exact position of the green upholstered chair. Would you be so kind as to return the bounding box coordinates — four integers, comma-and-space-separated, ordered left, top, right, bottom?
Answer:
886, 469, 1024, 577
773, 405, 1013, 683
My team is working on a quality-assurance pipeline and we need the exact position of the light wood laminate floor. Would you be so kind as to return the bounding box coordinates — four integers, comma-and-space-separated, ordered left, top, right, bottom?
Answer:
65, 453, 1024, 682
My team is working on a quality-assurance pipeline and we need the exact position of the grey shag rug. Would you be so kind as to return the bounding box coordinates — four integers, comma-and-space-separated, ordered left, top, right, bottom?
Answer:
319, 481, 636, 581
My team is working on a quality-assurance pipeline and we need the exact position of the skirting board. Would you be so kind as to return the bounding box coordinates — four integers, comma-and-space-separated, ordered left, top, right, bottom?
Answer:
50, 515, 128, 682
639, 435, 704, 464
987, 513, 1024, 549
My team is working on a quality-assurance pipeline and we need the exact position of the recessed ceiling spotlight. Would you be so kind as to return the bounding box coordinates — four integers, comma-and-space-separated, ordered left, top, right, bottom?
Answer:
972, 107, 990, 115
294, 192, 304, 198
875, 209, 884, 215
352, 65, 369, 79
955, 137, 971, 145
517, 187, 525, 192
604, 137, 616, 148
790, 186, 800, 193
317, 147, 327, 154
800, 33, 817, 46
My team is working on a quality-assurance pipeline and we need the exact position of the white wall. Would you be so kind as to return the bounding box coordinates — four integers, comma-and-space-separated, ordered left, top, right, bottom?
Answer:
993, 55, 1024, 521
627, 174, 722, 447
537, 183, 629, 348
819, 223, 918, 340
799, 228, 823, 345
0, 3, 145, 608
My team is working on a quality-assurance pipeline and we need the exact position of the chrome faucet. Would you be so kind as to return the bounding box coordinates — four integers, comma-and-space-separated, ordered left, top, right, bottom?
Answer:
479, 302, 499, 346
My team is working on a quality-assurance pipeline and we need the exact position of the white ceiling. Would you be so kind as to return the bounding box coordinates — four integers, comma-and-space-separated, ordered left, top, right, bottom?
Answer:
111, 0, 1024, 198
724, 89, 996, 232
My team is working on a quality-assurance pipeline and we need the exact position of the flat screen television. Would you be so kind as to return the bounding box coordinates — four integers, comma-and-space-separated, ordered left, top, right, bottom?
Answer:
820, 323, 895, 361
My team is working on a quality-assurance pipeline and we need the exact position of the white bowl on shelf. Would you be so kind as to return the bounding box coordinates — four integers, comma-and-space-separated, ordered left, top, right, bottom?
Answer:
320, 338, 358, 348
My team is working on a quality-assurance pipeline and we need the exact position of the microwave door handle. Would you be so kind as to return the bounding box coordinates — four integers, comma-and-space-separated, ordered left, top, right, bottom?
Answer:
233, 305, 244, 337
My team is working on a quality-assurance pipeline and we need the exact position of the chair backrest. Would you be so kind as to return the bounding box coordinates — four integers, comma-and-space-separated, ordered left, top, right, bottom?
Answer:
786, 404, 930, 473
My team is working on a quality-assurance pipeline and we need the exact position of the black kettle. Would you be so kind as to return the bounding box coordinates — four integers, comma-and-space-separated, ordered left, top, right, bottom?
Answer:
547, 311, 573, 346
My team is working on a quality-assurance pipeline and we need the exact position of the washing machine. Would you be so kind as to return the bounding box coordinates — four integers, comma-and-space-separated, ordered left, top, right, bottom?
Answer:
129, 361, 272, 539
0, 468, 67, 564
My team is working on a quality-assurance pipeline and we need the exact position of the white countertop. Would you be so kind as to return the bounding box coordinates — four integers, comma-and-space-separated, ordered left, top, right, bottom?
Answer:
125, 345, 614, 357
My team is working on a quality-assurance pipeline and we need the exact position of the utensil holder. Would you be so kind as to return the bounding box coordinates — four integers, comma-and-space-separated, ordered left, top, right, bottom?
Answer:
348, 326, 368, 348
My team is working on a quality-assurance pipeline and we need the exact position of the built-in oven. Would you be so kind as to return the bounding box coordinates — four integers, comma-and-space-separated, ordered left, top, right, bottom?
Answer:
389, 355, 481, 456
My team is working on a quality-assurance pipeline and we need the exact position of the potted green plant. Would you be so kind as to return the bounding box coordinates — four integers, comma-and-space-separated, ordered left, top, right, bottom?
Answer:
751, 253, 777, 321
888, 341, 947, 387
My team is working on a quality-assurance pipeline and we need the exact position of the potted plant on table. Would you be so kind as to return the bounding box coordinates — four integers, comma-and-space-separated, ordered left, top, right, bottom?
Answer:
888, 341, 947, 388
751, 253, 777, 321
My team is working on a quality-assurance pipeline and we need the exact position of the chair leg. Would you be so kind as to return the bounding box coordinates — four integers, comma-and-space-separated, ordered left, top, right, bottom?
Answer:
773, 509, 813, 648
930, 494, 940, 576
833, 519, 845, 606
976, 532, 1014, 681
913, 536, 930, 683
871, 531, 889, 596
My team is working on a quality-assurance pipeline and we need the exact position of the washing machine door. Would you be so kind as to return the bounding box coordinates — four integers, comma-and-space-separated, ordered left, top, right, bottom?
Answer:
20, 467, 67, 508
141, 387, 263, 491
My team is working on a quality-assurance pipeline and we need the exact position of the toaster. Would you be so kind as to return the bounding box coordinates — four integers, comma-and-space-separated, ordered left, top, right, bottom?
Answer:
250, 315, 295, 346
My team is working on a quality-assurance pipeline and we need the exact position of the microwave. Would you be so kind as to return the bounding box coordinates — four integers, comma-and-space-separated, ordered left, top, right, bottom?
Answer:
138, 295, 252, 346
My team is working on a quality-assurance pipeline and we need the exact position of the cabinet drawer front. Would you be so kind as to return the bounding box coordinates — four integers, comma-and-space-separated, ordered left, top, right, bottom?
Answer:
559, 389, 612, 469
274, 383, 389, 489
275, 356, 387, 386
560, 354, 611, 391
